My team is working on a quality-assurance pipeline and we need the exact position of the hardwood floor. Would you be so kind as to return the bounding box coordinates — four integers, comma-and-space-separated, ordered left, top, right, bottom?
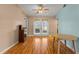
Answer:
5, 36, 75, 54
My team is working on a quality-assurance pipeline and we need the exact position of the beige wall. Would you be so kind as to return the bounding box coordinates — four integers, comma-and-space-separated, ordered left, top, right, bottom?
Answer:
0, 5, 25, 52
28, 16, 57, 35
0, 5, 57, 52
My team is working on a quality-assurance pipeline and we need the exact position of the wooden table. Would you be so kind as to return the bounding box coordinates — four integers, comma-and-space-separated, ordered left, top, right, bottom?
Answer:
53, 34, 77, 54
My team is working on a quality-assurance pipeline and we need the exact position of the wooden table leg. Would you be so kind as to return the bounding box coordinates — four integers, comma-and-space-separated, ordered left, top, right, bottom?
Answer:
58, 40, 60, 54
72, 40, 77, 53
65, 40, 66, 46
53, 37, 55, 53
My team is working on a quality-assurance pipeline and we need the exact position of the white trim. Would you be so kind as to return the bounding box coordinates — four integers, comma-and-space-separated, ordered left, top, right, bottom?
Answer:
0, 41, 18, 54
33, 20, 49, 36
27, 35, 49, 36
27, 35, 34, 36
76, 51, 79, 54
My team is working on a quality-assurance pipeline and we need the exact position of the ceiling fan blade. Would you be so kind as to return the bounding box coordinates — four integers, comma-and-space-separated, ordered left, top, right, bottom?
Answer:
44, 9, 48, 10
32, 9, 37, 11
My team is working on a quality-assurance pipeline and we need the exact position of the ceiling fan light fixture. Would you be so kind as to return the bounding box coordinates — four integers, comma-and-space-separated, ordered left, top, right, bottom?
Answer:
38, 10, 43, 13
33, 4, 48, 14
38, 6, 42, 10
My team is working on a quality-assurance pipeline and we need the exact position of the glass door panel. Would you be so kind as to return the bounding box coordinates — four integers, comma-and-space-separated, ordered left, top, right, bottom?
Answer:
42, 21, 49, 35
34, 21, 41, 35
34, 20, 49, 36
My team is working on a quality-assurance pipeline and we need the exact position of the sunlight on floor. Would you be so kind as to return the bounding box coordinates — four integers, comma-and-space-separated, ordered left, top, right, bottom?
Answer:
33, 37, 48, 53
33, 38, 41, 53
41, 37, 48, 53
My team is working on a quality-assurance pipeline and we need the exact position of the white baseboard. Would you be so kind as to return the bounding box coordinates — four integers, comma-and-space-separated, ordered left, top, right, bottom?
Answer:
27, 35, 34, 36
76, 52, 79, 54
0, 41, 18, 54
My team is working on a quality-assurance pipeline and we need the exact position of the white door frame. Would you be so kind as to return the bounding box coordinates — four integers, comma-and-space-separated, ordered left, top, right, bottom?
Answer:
33, 20, 49, 36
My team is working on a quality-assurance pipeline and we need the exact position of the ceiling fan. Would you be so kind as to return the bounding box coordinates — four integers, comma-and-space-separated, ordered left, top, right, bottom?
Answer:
32, 4, 49, 14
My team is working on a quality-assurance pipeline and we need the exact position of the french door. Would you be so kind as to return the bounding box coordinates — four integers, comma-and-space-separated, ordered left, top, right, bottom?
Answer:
34, 20, 49, 36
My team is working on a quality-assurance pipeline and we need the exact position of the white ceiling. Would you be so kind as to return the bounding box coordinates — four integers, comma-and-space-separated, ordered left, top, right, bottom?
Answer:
18, 4, 63, 17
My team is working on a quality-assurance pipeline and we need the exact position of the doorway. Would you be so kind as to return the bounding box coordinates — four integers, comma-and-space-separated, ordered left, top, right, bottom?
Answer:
33, 20, 49, 36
